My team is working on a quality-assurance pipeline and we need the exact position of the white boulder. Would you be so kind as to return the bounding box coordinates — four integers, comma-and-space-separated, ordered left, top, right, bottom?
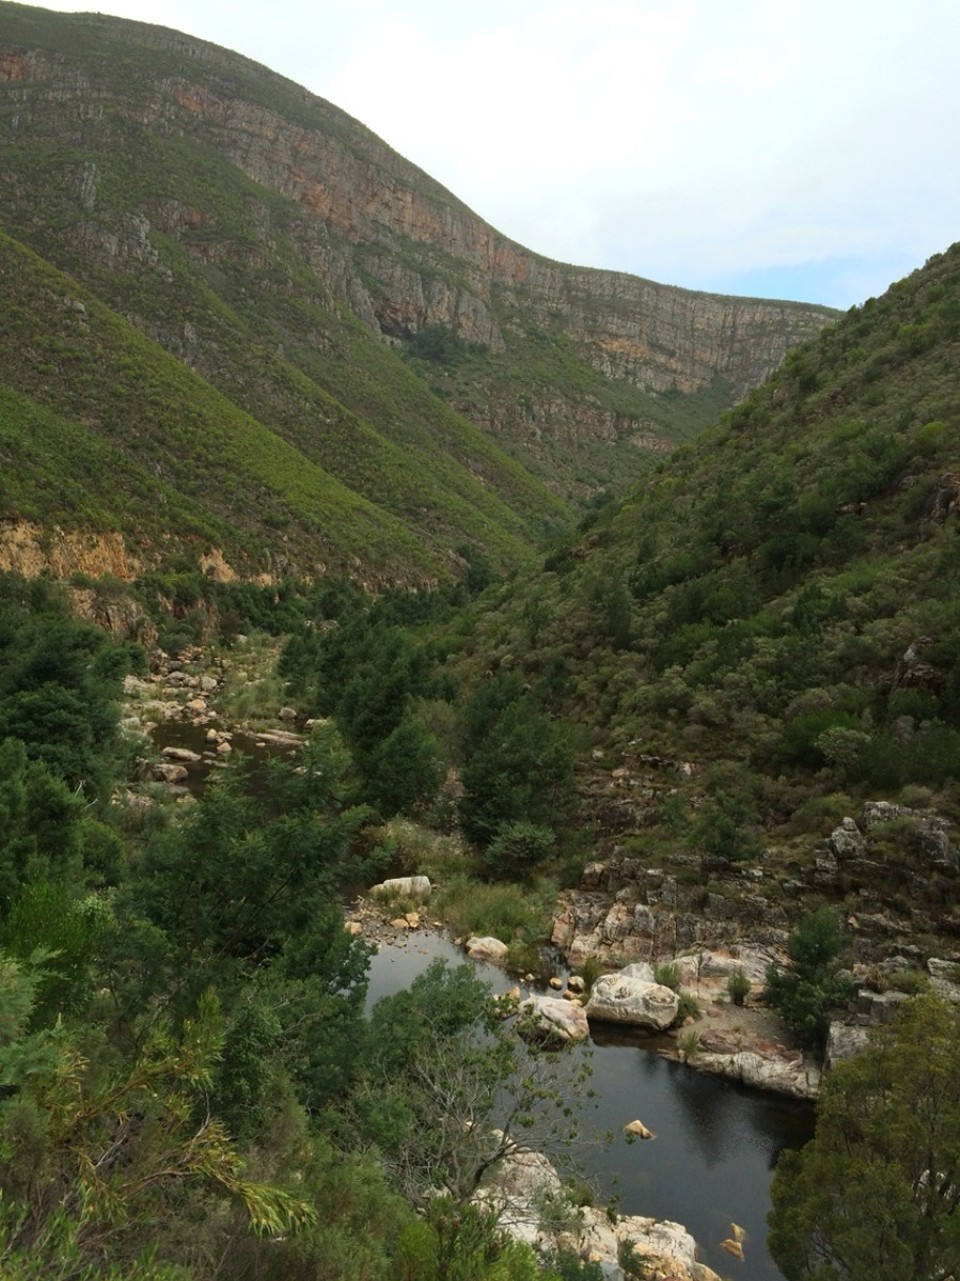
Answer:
585, 973, 680, 1031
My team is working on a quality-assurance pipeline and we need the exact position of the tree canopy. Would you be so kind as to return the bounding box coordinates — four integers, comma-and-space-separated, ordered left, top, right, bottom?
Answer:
769, 993, 960, 1281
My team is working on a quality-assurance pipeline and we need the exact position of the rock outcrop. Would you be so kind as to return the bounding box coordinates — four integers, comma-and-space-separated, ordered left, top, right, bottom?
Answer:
484, 1147, 721, 1281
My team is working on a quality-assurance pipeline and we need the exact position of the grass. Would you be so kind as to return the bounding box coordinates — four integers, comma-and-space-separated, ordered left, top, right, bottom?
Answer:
435, 873, 556, 945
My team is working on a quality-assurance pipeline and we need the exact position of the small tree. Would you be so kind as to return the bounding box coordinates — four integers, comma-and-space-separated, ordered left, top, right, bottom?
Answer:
763, 908, 853, 1054
769, 994, 960, 1281
352, 961, 593, 1224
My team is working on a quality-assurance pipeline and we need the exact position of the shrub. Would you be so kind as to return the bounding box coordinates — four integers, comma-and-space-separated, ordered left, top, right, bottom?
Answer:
676, 992, 702, 1023
653, 961, 681, 991
479, 819, 556, 881
727, 969, 751, 1006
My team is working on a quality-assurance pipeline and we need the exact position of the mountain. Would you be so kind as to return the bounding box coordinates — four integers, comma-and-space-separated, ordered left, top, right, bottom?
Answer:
0, 2, 835, 584
449, 242, 960, 943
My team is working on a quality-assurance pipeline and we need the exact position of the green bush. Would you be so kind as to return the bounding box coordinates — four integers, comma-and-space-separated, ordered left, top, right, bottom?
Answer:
653, 961, 681, 991
727, 969, 751, 1006
480, 819, 556, 881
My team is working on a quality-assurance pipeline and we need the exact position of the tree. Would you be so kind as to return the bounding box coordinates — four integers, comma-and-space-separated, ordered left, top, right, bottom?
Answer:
764, 908, 854, 1054
130, 723, 371, 991
364, 714, 444, 817
769, 994, 960, 1281
459, 684, 575, 850
352, 961, 592, 1222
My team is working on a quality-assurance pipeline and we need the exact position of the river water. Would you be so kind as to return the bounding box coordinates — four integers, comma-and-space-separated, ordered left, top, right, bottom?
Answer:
147, 722, 813, 1277
365, 932, 814, 1281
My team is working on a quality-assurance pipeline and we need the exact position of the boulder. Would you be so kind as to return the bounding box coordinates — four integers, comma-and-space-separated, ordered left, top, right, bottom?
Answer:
466, 936, 509, 964
484, 1147, 718, 1281
856, 988, 910, 1024
153, 762, 188, 784
369, 875, 432, 901
694, 1048, 820, 1098
519, 994, 590, 1042
829, 817, 865, 859
928, 958, 960, 1003
861, 800, 901, 828
585, 973, 680, 1031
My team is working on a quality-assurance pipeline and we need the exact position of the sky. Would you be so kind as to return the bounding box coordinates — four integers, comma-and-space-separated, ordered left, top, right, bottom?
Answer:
24, 0, 960, 310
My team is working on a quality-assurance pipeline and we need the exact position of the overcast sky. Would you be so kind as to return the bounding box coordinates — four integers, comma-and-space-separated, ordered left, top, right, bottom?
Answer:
27, 0, 960, 309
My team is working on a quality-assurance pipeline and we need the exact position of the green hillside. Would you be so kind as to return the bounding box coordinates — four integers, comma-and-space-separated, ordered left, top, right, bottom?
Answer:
0, 1, 835, 577
444, 243, 960, 891
0, 225, 568, 581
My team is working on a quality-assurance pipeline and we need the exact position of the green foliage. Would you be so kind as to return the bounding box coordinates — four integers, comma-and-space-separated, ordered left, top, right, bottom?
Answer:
692, 791, 763, 864
652, 962, 681, 992
769, 994, 960, 1281
763, 909, 854, 1053
436, 875, 555, 945
353, 960, 592, 1224
727, 969, 751, 1006
364, 714, 445, 818
459, 679, 575, 849
0, 586, 127, 797
0, 974, 315, 1272
480, 820, 556, 881
675, 992, 702, 1023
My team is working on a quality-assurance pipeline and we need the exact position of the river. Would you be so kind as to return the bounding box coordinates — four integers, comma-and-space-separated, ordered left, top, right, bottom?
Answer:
147, 721, 813, 1277
365, 931, 814, 1281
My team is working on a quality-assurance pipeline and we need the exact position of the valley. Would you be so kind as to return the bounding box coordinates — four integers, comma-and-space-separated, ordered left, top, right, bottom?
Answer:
0, 5, 957, 1280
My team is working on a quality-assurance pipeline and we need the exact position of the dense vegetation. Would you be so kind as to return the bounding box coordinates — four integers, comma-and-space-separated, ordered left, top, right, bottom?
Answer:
769, 994, 960, 1280
0, 577, 602, 1281
410, 244, 960, 930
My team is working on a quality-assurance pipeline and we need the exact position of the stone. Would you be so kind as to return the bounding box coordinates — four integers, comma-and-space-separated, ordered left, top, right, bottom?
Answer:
861, 800, 901, 828
624, 1119, 655, 1139
369, 875, 432, 901
585, 973, 680, 1031
927, 958, 960, 1003
278, 705, 298, 721
548, 975, 564, 990
567, 974, 586, 993
694, 1048, 820, 1099
914, 818, 958, 870
518, 994, 589, 1042
466, 936, 509, 964
484, 1147, 718, 1281
829, 817, 865, 859
153, 762, 188, 784
161, 746, 202, 763
857, 988, 910, 1024
825, 1021, 870, 1069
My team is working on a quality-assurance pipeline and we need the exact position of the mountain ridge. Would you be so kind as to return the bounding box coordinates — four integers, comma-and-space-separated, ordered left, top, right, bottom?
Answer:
0, 2, 837, 583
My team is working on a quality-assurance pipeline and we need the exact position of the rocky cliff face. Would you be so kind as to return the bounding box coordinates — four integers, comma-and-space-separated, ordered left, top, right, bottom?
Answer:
0, 12, 836, 496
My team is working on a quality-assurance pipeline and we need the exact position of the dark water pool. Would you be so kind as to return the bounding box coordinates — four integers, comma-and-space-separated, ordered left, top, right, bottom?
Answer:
365, 933, 813, 1280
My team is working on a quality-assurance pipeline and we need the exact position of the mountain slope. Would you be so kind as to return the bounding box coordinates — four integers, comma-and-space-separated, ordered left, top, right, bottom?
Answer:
0, 1, 836, 565
0, 229, 474, 583
447, 244, 960, 934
